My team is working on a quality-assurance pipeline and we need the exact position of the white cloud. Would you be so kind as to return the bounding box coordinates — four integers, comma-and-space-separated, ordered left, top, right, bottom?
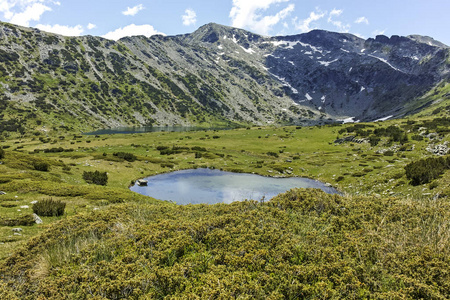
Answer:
373, 29, 386, 36
229, 0, 295, 35
9, 3, 52, 27
293, 10, 325, 33
122, 4, 145, 16
329, 9, 343, 18
87, 23, 96, 30
102, 24, 164, 41
327, 9, 350, 33
182, 8, 197, 26
0, 1, 63, 27
355, 17, 369, 25
36, 23, 84, 36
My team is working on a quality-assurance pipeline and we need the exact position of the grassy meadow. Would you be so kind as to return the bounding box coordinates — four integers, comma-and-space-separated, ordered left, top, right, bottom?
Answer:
0, 115, 449, 298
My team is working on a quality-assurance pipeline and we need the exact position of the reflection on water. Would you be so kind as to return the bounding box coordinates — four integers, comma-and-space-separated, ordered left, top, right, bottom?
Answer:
130, 168, 339, 205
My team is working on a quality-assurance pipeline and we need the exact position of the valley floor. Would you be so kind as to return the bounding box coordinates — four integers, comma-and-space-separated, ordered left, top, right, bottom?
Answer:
0, 116, 449, 298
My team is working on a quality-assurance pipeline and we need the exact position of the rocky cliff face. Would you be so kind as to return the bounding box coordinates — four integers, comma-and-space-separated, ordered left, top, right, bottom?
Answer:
0, 22, 448, 133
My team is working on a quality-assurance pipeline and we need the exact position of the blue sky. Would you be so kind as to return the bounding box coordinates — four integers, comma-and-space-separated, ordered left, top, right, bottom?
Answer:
0, 0, 449, 45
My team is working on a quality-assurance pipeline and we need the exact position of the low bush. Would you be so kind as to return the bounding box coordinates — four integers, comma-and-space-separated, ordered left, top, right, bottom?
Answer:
405, 156, 450, 185
0, 214, 35, 226
32, 198, 66, 217
33, 161, 50, 171
113, 152, 137, 162
368, 135, 381, 146
83, 170, 108, 186
0, 201, 18, 208
191, 146, 206, 152
383, 150, 394, 156
266, 151, 279, 158
160, 163, 174, 168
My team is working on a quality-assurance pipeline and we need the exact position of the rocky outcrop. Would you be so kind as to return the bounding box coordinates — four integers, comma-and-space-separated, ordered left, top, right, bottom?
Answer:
334, 136, 367, 144
427, 142, 449, 156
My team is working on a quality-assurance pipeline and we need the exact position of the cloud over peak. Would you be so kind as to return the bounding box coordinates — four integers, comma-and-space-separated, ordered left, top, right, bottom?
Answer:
36, 23, 84, 36
293, 9, 325, 33
102, 24, 164, 41
6, 2, 52, 27
182, 9, 197, 26
230, 0, 294, 35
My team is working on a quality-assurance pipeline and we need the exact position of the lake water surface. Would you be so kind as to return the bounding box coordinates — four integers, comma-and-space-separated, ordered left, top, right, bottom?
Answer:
130, 168, 339, 205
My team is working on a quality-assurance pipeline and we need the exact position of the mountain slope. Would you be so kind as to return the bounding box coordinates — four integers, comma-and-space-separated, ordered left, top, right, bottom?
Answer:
0, 22, 448, 134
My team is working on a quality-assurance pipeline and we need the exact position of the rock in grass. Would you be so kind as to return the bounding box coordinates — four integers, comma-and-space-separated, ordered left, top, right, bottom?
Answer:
33, 213, 43, 224
12, 228, 23, 233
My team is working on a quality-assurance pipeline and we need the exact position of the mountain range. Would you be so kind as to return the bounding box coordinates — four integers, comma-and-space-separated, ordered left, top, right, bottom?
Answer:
0, 22, 449, 133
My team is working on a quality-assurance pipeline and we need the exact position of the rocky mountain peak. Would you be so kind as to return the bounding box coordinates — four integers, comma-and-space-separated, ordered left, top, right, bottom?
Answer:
407, 34, 449, 49
0, 21, 448, 133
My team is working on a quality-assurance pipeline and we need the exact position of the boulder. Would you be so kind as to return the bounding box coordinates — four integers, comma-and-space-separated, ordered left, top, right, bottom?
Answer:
33, 213, 43, 224
426, 142, 449, 156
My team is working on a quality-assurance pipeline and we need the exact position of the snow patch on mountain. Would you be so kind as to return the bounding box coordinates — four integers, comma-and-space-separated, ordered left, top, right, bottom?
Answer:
319, 59, 338, 66
270, 72, 299, 94
368, 54, 405, 73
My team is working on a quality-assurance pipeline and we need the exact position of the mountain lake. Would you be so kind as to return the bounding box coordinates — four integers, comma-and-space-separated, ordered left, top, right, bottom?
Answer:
130, 168, 340, 205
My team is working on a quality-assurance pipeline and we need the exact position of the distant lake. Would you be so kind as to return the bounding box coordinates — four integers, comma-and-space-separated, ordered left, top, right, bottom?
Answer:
130, 168, 339, 205
84, 126, 236, 135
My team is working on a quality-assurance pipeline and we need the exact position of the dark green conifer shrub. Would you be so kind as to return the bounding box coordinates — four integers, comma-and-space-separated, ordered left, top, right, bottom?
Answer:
405, 156, 450, 185
113, 152, 137, 162
33, 161, 49, 171
383, 150, 394, 156
266, 151, 279, 157
368, 135, 381, 146
0, 214, 35, 226
83, 170, 108, 185
32, 198, 66, 217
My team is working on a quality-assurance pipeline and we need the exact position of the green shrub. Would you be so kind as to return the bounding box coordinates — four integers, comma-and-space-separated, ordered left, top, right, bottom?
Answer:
191, 146, 206, 152
368, 135, 381, 146
266, 151, 279, 158
0, 148, 4, 159
0, 201, 18, 208
0, 214, 35, 226
160, 163, 174, 168
405, 156, 450, 185
383, 150, 394, 156
33, 161, 50, 171
113, 152, 137, 162
335, 176, 345, 182
32, 198, 66, 217
83, 170, 108, 186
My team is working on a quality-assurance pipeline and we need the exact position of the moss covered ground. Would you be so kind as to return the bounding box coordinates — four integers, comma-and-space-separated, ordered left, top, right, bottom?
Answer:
0, 114, 449, 298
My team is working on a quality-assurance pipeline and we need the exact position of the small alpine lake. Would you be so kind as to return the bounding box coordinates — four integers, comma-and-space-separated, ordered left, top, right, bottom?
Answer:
130, 168, 339, 205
